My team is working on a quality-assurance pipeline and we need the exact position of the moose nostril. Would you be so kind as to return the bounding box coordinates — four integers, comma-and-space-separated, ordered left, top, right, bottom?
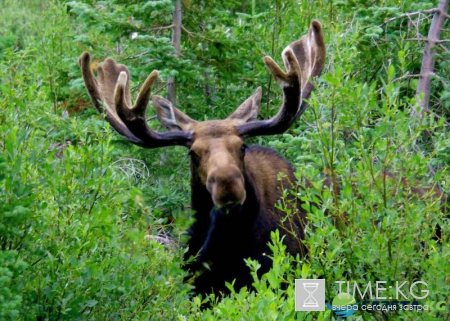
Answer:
218, 188, 246, 208
206, 168, 246, 208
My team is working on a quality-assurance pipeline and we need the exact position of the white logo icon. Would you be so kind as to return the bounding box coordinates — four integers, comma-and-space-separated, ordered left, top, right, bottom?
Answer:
303, 282, 319, 307
295, 279, 325, 311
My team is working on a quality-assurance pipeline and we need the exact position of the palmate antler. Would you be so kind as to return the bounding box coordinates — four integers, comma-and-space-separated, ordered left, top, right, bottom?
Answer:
237, 20, 326, 137
78, 20, 325, 146
78, 53, 192, 148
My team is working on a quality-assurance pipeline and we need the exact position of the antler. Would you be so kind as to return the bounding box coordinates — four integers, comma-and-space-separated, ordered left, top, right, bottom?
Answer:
237, 20, 326, 137
78, 52, 192, 148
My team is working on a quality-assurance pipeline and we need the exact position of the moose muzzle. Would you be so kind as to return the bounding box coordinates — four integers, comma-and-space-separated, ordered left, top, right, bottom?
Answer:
206, 166, 246, 208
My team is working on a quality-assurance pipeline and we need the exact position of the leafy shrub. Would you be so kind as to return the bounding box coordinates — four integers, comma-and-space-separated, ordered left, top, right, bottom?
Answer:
0, 251, 26, 320
0, 0, 448, 320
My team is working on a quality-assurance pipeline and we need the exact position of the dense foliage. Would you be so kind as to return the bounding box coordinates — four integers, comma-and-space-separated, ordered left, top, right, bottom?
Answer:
1, 0, 448, 320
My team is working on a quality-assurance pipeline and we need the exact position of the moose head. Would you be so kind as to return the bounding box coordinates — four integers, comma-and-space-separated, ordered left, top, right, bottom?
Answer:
79, 21, 326, 297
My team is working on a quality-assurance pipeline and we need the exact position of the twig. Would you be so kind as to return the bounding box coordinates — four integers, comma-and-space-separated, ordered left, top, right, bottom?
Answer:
382, 8, 449, 26
150, 24, 175, 32
429, 72, 448, 87
392, 74, 422, 83
181, 25, 195, 37
405, 38, 450, 42
154, 84, 167, 95
438, 44, 449, 52
123, 51, 156, 60
392, 73, 447, 86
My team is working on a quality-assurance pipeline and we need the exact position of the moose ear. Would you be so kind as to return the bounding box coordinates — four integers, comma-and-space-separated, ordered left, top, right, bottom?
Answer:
152, 95, 196, 131
227, 87, 262, 124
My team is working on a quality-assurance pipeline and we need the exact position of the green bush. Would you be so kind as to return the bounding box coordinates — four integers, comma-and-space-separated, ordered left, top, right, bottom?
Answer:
0, 0, 448, 320
0, 251, 26, 320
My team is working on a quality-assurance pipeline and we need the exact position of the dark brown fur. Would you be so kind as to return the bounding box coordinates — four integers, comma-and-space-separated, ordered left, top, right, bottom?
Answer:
184, 143, 306, 296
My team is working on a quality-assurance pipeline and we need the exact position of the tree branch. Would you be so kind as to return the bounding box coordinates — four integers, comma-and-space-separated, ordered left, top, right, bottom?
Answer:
150, 24, 176, 32
181, 25, 195, 38
393, 72, 447, 87
382, 8, 450, 26
392, 74, 422, 83
405, 37, 450, 42
412, 0, 449, 118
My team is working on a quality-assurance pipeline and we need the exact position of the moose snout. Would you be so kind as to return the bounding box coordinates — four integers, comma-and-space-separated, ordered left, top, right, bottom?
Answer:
206, 167, 246, 208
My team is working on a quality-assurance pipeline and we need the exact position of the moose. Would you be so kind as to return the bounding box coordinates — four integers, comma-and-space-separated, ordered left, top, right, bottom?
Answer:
78, 21, 326, 297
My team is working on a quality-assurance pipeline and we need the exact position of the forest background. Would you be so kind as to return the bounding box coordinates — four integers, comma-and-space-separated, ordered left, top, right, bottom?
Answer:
0, 0, 449, 320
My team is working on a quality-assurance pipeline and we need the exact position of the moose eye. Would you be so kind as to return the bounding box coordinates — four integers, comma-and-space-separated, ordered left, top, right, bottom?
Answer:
240, 144, 248, 154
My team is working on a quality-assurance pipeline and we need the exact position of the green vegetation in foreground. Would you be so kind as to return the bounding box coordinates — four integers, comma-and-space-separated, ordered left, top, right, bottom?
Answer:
0, 0, 448, 320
